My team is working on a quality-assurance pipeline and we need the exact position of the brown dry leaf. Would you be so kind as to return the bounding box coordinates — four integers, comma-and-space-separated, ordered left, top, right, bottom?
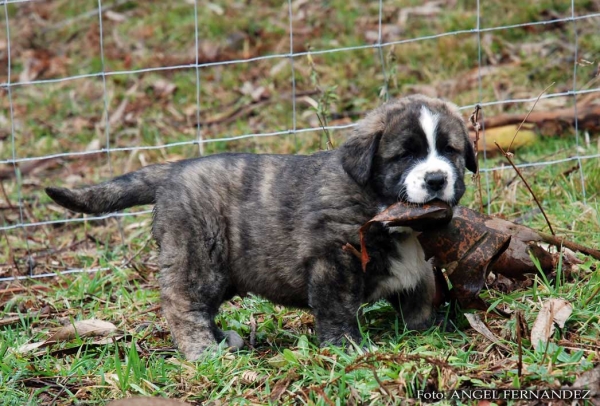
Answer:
241, 370, 261, 385
572, 364, 600, 396
398, 1, 443, 27
359, 200, 453, 271
240, 81, 269, 102
270, 373, 295, 403
464, 313, 509, 351
531, 299, 573, 350
104, 10, 127, 22
48, 319, 117, 342
152, 79, 177, 98
418, 206, 511, 307
17, 341, 48, 353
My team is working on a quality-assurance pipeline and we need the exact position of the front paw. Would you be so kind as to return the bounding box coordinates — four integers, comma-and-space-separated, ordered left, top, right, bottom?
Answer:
223, 330, 245, 351
433, 312, 455, 332
405, 311, 454, 332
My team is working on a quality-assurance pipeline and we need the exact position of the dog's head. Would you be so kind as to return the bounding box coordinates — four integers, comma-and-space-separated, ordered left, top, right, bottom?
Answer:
340, 95, 477, 206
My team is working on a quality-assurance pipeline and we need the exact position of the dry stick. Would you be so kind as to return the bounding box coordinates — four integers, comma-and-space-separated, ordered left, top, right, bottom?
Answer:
316, 112, 335, 150
515, 310, 523, 378
311, 386, 335, 406
249, 314, 257, 348
495, 142, 555, 235
508, 83, 555, 152
120, 236, 152, 269
538, 231, 600, 260
369, 366, 395, 400
469, 105, 484, 213
0, 181, 14, 209
495, 84, 556, 236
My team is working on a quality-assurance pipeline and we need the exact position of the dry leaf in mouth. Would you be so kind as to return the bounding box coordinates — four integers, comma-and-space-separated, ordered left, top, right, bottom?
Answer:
358, 200, 453, 271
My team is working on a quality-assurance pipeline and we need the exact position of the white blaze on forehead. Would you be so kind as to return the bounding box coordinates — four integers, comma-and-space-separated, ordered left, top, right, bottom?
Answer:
419, 105, 439, 153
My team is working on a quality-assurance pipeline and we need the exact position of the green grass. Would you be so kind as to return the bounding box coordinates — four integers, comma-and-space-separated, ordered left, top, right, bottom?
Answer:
1, 0, 599, 404
1, 255, 598, 404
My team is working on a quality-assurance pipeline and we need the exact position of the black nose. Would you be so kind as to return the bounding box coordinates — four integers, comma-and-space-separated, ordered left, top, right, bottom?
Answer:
425, 172, 447, 192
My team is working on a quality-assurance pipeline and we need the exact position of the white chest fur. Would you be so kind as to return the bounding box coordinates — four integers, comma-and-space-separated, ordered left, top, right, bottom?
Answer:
367, 231, 432, 301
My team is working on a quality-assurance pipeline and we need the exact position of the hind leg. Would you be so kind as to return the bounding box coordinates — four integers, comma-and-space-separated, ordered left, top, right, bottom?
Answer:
157, 224, 242, 361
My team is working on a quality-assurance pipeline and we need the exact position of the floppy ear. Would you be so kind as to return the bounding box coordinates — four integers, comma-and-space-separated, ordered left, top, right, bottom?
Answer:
464, 137, 478, 173
340, 120, 384, 186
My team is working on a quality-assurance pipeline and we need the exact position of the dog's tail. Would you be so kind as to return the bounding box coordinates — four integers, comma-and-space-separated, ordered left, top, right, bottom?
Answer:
46, 163, 172, 214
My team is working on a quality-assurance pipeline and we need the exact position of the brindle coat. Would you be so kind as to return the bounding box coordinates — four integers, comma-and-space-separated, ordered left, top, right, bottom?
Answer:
46, 95, 476, 360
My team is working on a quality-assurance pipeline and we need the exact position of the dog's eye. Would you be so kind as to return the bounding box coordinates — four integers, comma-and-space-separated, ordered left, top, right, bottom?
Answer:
396, 151, 414, 160
444, 145, 459, 155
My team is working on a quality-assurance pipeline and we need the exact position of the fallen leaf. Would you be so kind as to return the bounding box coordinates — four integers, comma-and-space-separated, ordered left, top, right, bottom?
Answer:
398, 1, 443, 27
240, 370, 261, 385
206, 2, 225, 15
270, 379, 291, 403
17, 341, 48, 353
572, 364, 600, 396
104, 10, 127, 22
269, 369, 297, 403
48, 319, 117, 342
531, 299, 573, 350
86, 139, 101, 152
152, 79, 177, 98
464, 313, 509, 351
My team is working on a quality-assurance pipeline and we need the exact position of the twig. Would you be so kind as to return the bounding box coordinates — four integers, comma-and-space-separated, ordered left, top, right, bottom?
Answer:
49, 378, 69, 405
469, 105, 484, 212
249, 314, 257, 348
201, 90, 319, 126
306, 50, 336, 150
495, 142, 555, 235
135, 304, 161, 316
495, 85, 556, 235
466, 95, 600, 132
538, 232, 600, 260
311, 386, 335, 406
508, 83, 555, 152
0, 181, 14, 209
0, 311, 52, 327
120, 236, 152, 268
369, 366, 395, 400
515, 310, 523, 378
316, 112, 335, 150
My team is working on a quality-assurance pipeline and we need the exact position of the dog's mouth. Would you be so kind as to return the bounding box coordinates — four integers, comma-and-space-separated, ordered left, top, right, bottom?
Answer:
398, 187, 457, 207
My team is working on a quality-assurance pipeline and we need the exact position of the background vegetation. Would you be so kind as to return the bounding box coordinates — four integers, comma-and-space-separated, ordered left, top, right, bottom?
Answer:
1, 0, 599, 404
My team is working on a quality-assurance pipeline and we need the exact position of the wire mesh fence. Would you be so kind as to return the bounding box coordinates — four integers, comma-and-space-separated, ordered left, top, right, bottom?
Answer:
1, 0, 599, 281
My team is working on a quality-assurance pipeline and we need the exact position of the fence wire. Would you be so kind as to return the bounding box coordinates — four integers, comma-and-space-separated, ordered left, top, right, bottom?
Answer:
0, 0, 598, 281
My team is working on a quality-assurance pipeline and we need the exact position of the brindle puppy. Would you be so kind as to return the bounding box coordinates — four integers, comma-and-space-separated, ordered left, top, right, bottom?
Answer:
46, 95, 477, 360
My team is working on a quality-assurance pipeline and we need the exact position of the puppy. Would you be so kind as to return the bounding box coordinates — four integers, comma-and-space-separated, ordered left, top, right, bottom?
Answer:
46, 95, 477, 360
